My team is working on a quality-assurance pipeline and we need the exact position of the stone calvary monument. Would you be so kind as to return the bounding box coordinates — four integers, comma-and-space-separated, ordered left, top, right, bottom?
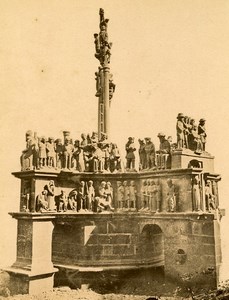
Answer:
6, 8, 223, 295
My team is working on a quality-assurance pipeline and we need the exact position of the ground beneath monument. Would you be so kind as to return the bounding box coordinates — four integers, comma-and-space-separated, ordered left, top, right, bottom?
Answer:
1, 270, 229, 299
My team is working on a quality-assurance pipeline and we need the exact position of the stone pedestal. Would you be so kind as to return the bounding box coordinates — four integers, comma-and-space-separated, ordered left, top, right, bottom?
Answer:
5, 213, 58, 295
171, 149, 215, 172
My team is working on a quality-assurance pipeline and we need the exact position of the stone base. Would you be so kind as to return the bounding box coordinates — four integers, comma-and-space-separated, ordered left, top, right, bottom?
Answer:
171, 148, 214, 172
5, 267, 58, 295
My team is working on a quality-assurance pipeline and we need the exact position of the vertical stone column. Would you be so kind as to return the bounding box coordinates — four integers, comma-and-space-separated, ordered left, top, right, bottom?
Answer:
98, 69, 105, 139
5, 213, 57, 295
103, 66, 110, 139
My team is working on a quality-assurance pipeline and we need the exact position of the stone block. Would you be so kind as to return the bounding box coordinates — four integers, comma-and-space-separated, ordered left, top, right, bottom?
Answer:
102, 245, 114, 256
97, 235, 111, 244
113, 245, 135, 256
109, 234, 131, 244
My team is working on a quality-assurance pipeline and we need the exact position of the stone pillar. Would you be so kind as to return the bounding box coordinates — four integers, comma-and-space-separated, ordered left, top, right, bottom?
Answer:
103, 66, 110, 139
98, 69, 104, 140
5, 213, 58, 295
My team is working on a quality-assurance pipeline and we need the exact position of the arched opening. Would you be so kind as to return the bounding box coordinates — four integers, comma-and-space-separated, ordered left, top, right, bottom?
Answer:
188, 159, 203, 169
139, 224, 164, 267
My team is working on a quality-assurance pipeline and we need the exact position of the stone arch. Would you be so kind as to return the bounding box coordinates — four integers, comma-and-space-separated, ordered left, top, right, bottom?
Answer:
138, 224, 164, 267
188, 159, 203, 169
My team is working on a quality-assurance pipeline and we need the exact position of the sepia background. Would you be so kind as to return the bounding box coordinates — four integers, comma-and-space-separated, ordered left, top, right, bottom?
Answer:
0, 0, 229, 282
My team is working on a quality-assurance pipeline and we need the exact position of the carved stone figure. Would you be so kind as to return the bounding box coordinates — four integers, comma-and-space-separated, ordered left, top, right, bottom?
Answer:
36, 190, 48, 212
91, 132, 99, 145
20, 130, 37, 171
38, 137, 47, 168
192, 176, 201, 211
156, 133, 171, 169
92, 143, 105, 172
198, 118, 207, 151
68, 190, 77, 211
144, 137, 156, 169
44, 180, 56, 211
72, 140, 82, 172
176, 113, 185, 149
140, 180, 149, 211
166, 179, 177, 212
94, 34, 101, 60
109, 73, 116, 100
109, 143, 121, 172
55, 139, 63, 169
78, 181, 86, 211
189, 120, 202, 153
83, 148, 94, 172
46, 137, 56, 168
205, 180, 215, 211
105, 182, 114, 209
98, 181, 114, 211
63, 137, 74, 169
138, 139, 146, 170
183, 116, 190, 149
57, 190, 68, 212
149, 180, 156, 211
125, 137, 136, 170
87, 180, 95, 211
117, 181, 124, 209
129, 181, 137, 209
80, 133, 88, 148
154, 179, 161, 212
123, 180, 130, 209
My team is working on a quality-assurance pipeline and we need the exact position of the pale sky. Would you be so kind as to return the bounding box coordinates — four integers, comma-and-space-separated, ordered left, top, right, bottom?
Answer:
0, 0, 229, 278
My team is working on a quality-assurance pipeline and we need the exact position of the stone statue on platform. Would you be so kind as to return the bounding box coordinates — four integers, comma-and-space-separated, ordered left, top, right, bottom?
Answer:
46, 137, 56, 168
92, 143, 105, 172
72, 140, 82, 172
125, 137, 136, 170
176, 113, 185, 149
63, 137, 74, 169
144, 137, 156, 170
183, 116, 190, 149
198, 118, 207, 151
55, 139, 63, 169
138, 139, 146, 170
38, 137, 47, 169
20, 130, 38, 171
156, 133, 171, 169
188, 119, 202, 153
94, 8, 112, 66
109, 143, 121, 172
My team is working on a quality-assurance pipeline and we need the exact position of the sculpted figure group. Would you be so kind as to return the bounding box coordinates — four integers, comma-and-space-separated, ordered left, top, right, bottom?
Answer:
192, 176, 218, 213
20, 131, 121, 173
36, 180, 114, 213
94, 8, 112, 66
176, 113, 207, 152
126, 133, 173, 171
34, 176, 218, 214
